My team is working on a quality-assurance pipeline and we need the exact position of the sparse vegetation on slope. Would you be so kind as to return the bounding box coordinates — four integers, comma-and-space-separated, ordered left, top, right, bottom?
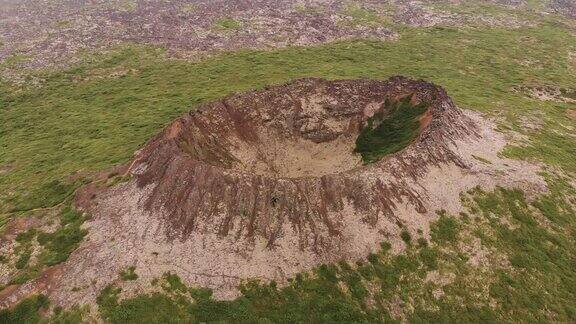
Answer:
214, 17, 242, 31
37, 206, 87, 266
119, 266, 138, 281
0, 295, 48, 324
5, 205, 87, 285
2, 178, 574, 322
90, 182, 574, 322
0, 295, 86, 324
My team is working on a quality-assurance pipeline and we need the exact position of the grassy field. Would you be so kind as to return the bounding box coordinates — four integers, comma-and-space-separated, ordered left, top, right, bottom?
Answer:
0, 7, 575, 322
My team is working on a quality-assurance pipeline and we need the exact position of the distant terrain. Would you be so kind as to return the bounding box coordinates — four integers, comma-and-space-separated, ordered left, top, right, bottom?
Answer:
0, 0, 575, 323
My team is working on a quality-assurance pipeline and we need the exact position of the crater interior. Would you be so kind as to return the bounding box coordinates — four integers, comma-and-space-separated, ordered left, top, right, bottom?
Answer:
172, 79, 430, 179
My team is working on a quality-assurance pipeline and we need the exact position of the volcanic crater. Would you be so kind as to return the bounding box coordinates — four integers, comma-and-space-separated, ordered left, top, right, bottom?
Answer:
1, 76, 547, 308
126, 77, 463, 241
163, 78, 433, 180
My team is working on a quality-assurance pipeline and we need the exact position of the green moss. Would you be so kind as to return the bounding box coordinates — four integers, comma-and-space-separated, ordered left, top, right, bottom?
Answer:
214, 17, 241, 31
431, 214, 459, 244
36, 206, 87, 266
15, 249, 31, 269
0, 295, 48, 324
355, 97, 428, 163
400, 229, 412, 244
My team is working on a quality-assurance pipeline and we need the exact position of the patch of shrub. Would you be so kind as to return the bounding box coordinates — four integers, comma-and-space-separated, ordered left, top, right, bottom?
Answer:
401, 230, 412, 244
417, 237, 428, 247
367, 253, 380, 264
431, 214, 459, 244
119, 266, 138, 281
0, 295, 49, 324
380, 241, 392, 253
49, 305, 88, 323
469, 186, 576, 322
98, 267, 389, 323
419, 247, 439, 270
15, 229, 37, 244
410, 304, 499, 323
355, 97, 429, 164
10, 265, 41, 284
340, 3, 385, 27
37, 206, 87, 266
98, 285, 191, 324
214, 17, 241, 31
342, 271, 368, 301
15, 249, 31, 269
162, 272, 187, 292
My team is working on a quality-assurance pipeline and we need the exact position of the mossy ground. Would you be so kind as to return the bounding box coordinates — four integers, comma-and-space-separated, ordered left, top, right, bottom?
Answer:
5, 204, 87, 286
0, 3, 575, 322
355, 97, 429, 163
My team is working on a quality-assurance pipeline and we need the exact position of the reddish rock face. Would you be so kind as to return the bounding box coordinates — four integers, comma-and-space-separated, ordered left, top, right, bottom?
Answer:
123, 76, 474, 249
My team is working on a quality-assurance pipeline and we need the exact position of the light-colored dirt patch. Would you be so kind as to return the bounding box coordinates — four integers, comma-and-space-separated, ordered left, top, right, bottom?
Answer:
0, 216, 42, 241
230, 131, 362, 178
425, 270, 455, 286
519, 115, 544, 131
0, 164, 14, 175
460, 235, 510, 268
513, 84, 576, 103
387, 296, 408, 320
569, 52, 576, 71
73, 67, 137, 83
566, 109, 576, 120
